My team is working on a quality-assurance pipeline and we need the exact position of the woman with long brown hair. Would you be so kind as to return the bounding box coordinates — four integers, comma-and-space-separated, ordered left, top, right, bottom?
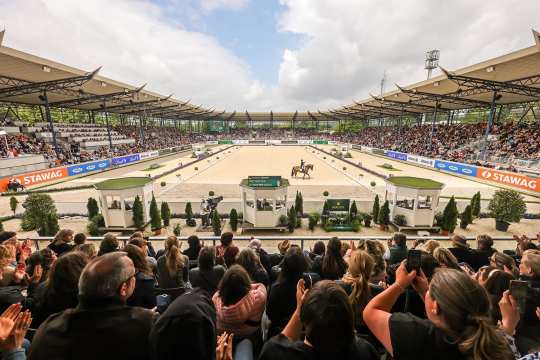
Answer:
364, 264, 514, 360
124, 244, 156, 309
48, 229, 74, 256
341, 250, 375, 329
311, 237, 347, 280
156, 236, 189, 289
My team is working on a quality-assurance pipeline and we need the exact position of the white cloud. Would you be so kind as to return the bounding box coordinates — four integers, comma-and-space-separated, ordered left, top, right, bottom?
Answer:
200, 0, 248, 11
0, 0, 259, 111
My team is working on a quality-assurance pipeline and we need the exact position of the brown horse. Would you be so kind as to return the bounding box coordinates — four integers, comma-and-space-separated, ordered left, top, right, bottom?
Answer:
291, 164, 314, 179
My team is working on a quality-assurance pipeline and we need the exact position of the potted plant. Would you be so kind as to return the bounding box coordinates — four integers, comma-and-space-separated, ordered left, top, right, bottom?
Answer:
150, 194, 162, 234
372, 195, 380, 224
377, 200, 390, 230
440, 196, 458, 235
323, 191, 329, 197
160, 181, 166, 187
229, 208, 238, 232
394, 214, 407, 226
173, 223, 181, 236
308, 212, 320, 231
459, 205, 472, 230
370, 181, 376, 188
185, 202, 196, 227
363, 213, 372, 227
488, 189, 526, 232
161, 201, 171, 227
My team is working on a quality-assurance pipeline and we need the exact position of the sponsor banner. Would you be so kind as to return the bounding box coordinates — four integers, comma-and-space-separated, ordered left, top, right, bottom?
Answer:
327, 141, 337, 145
313, 140, 328, 145
325, 199, 350, 212
0, 167, 68, 191
206, 141, 218, 145
233, 140, 249, 145
386, 150, 408, 161
218, 140, 233, 144
406, 154, 435, 168
372, 148, 385, 156
352, 145, 362, 151
266, 140, 281, 145
281, 140, 298, 144
139, 151, 159, 160
434, 160, 477, 177
477, 168, 539, 193
67, 159, 110, 176
360, 146, 373, 152
112, 154, 140, 166
158, 148, 173, 156
249, 140, 265, 144
297, 140, 313, 145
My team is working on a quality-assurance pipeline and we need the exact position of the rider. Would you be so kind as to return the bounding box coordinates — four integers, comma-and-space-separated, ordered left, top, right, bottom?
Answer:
300, 159, 305, 171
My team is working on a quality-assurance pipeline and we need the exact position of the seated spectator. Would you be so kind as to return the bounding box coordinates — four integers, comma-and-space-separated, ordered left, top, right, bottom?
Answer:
308, 240, 325, 261
150, 289, 217, 360
29, 252, 157, 360
433, 247, 462, 271
190, 246, 225, 295
448, 235, 478, 270
248, 238, 272, 275
97, 233, 119, 256
31, 251, 87, 327
386, 233, 408, 265
156, 236, 189, 289
358, 239, 387, 284
491, 251, 519, 277
183, 235, 202, 262
475, 235, 496, 269
26, 248, 56, 285
236, 248, 269, 286
129, 238, 157, 273
124, 244, 156, 309
267, 247, 308, 338
260, 280, 377, 359
78, 243, 97, 260
311, 237, 347, 280
484, 270, 513, 323
73, 233, 87, 249
216, 232, 239, 268
420, 239, 440, 255
363, 264, 514, 360
213, 265, 266, 338
47, 229, 74, 256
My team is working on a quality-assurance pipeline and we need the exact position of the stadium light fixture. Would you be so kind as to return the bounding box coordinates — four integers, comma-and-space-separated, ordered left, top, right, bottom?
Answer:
425, 50, 440, 79
486, 66, 495, 73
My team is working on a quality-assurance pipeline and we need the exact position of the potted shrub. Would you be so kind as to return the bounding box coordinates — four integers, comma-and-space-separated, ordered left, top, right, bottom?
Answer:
351, 218, 361, 232
278, 215, 288, 228
323, 191, 329, 197
173, 223, 181, 236
161, 201, 171, 227
342, 167, 347, 171
377, 201, 390, 230
150, 194, 162, 234
194, 167, 199, 171
185, 202, 196, 227
308, 213, 320, 231
287, 206, 297, 233
394, 214, 407, 226
363, 214, 372, 227
229, 208, 238, 231
160, 181, 166, 187
471, 191, 481, 218
372, 195, 380, 224
86, 197, 99, 219
370, 181, 376, 187
212, 210, 221, 236
488, 189, 526, 232
460, 205, 472, 230
441, 196, 458, 235
209, 191, 215, 196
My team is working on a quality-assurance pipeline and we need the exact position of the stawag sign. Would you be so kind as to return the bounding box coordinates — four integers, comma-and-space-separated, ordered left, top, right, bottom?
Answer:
477, 168, 538, 193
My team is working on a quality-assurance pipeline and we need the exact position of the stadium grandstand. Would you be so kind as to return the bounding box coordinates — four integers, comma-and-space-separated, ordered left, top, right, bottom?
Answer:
0, 24, 540, 360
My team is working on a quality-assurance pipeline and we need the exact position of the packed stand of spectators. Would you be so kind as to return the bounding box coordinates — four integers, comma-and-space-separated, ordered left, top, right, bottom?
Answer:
0, 228, 539, 359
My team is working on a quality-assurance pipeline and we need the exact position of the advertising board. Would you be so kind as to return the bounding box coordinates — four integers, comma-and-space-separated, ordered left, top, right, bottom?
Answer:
112, 154, 140, 166
386, 150, 408, 161
434, 160, 477, 177
67, 159, 110, 176
406, 154, 435, 168
0, 167, 68, 191
477, 168, 539, 193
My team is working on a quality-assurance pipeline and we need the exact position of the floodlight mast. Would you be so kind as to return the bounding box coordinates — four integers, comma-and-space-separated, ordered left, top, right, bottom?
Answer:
425, 49, 440, 79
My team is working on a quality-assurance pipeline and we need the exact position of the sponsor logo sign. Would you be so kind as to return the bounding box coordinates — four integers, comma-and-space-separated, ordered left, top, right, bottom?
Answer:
434, 160, 477, 177
406, 154, 435, 168
297, 140, 313, 145
139, 151, 159, 160
218, 140, 233, 144
206, 141, 218, 145
233, 140, 249, 145
313, 140, 329, 145
247, 176, 282, 188
477, 168, 538, 193
67, 159, 110, 176
372, 148, 385, 156
386, 150, 408, 161
112, 154, 140, 166
0, 167, 68, 191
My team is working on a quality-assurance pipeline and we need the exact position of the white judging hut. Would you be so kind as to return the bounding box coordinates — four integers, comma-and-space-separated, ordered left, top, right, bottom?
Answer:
94, 177, 153, 229
240, 176, 289, 231
385, 176, 444, 229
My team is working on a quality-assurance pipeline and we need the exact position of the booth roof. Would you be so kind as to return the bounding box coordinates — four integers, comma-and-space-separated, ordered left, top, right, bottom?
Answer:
386, 176, 444, 190
94, 177, 152, 190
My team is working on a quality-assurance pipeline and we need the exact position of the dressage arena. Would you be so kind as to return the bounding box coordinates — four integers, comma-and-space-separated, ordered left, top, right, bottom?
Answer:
9, 143, 537, 218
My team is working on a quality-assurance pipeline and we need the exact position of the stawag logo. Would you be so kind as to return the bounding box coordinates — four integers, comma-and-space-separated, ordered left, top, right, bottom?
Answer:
478, 169, 538, 192
22, 169, 65, 185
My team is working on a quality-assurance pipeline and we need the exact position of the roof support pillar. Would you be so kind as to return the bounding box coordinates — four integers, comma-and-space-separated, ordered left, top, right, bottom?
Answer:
41, 90, 60, 160
481, 91, 499, 160
101, 100, 113, 150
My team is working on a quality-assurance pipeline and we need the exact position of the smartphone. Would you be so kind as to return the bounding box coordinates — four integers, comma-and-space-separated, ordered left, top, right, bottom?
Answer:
302, 273, 313, 290
459, 262, 475, 274
510, 280, 529, 313
407, 250, 422, 272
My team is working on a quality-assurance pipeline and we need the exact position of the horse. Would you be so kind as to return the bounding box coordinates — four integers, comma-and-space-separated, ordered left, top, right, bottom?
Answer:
291, 164, 314, 179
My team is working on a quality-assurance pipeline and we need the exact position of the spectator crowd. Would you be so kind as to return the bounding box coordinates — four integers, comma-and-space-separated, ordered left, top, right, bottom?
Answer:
0, 228, 538, 359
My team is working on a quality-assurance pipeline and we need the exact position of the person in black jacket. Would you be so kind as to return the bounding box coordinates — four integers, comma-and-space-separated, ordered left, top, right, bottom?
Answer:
235, 248, 269, 286
183, 235, 202, 262
474, 234, 497, 270
124, 244, 156, 309
311, 237, 347, 280
448, 235, 479, 270
267, 247, 308, 338
47, 229, 74, 256
30, 251, 88, 327
156, 237, 189, 289
189, 246, 225, 295
28, 252, 157, 360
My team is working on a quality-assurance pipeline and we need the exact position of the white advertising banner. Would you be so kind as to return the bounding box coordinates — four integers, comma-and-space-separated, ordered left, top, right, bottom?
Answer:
406, 154, 435, 168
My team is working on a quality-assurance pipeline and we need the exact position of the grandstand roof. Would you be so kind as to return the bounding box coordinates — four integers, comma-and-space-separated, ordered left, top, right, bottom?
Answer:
1, 29, 540, 122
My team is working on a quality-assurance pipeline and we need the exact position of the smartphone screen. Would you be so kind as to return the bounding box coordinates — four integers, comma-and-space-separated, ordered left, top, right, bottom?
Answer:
407, 250, 422, 272
510, 280, 529, 313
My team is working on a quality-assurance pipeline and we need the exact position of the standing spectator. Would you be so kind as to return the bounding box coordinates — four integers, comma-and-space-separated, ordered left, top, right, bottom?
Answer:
97, 233, 119, 256
235, 248, 269, 286
216, 232, 239, 268
267, 247, 308, 338
30, 252, 87, 327
212, 265, 266, 338
248, 238, 272, 276
156, 237, 189, 289
29, 252, 156, 360
189, 246, 225, 295
386, 233, 408, 265
124, 244, 156, 309
48, 229, 74, 256
311, 237, 347, 280
475, 235, 496, 269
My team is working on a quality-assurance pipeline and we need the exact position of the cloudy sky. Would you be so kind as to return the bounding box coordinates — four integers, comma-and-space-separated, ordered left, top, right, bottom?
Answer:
1, 0, 539, 111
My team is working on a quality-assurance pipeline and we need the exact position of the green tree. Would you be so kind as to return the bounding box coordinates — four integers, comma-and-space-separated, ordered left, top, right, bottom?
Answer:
442, 196, 459, 233
161, 201, 171, 227
287, 205, 297, 233
350, 200, 358, 219
86, 197, 99, 219
471, 192, 481, 218
295, 191, 304, 216
212, 210, 221, 236
308, 213, 319, 231
229, 208, 238, 231
185, 202, 194, 221
9, 196, 18, 215
87, 220, 100, 236
460, 205, 472, 230
377, 200, 390, 226
21, 194, 58, 235
488, 189, 526, 224
173, 223, 182, 236
132, 195, 145, 230
372, 195, 380, 224
150, 194, 162, 230
44, 212, 60, 236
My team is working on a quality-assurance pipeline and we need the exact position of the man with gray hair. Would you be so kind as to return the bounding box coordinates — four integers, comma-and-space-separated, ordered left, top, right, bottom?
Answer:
28, 252, 156, 360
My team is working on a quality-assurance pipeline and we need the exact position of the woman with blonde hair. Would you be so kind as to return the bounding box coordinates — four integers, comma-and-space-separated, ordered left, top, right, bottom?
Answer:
420, 239, 440, 255
433, 247, 462, 271
156, 236, 189, 289
48, 229, 74, 256
341, 250, 375, 329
